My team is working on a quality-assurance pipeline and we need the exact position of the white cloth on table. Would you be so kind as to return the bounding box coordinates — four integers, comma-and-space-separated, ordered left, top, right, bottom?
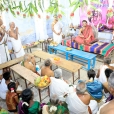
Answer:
49, 77, 69, 100
9, 35, 25, 58
53, 21, 63, 44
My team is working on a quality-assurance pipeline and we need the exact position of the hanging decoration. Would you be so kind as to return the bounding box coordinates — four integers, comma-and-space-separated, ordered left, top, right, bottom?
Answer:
0, 0, 45, 18
70, 0, 100, 13
46, 0, 64, 16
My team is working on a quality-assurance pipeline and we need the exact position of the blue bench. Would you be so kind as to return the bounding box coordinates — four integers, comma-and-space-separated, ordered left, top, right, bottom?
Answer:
48, 45, 96, 70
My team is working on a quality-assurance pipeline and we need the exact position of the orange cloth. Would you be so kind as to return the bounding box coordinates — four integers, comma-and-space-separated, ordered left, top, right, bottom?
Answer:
6, 92, 18, 111
75, 25, 95, 45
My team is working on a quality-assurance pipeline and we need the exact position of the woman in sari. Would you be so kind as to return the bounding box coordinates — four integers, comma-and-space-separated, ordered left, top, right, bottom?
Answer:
42, 95, 69, 114
18, 88, 41, 114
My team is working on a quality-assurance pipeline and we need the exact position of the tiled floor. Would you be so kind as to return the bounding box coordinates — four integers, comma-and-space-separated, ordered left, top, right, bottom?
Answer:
0, 46, 114, 113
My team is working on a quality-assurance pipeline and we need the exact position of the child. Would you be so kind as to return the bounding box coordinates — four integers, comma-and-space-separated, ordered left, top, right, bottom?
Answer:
6, 82, 19, 114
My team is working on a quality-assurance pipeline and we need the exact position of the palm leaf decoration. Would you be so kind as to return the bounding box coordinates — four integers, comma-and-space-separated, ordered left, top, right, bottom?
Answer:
70, 0, 100, 12
46, 0, 64, 15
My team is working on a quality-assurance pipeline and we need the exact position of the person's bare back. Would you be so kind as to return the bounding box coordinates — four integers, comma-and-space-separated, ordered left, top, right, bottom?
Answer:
41, 66, 54, 77
100, 100, 114, 114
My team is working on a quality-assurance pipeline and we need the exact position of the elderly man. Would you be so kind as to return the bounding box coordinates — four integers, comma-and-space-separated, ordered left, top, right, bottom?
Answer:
98, 72, 114, 114
75, 20, 95, 45
22, 53, 40, 75
49, 68, 69, 101
66, 81, 98, 114
9, 22, 25, 58
52, 15, 63, 44
41, 59, 54, 77
0, 18, 10, 76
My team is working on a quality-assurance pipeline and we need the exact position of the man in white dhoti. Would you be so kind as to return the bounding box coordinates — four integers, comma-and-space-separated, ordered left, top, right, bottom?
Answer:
66, 81, 98, 114
49, 68, 69, 101
52, 15, 63, 44
9, 22, 25, 58
0, 18, 10, 76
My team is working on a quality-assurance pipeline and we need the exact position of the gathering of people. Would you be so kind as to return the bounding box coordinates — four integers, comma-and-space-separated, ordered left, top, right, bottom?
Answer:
0, 10, 114, 114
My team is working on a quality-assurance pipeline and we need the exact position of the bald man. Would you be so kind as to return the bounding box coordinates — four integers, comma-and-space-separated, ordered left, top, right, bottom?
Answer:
9, 22, 25, 58
0, 18, 10, 76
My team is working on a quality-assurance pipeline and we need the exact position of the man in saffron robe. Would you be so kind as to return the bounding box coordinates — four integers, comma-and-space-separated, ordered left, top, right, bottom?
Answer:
75, 20, 95, 45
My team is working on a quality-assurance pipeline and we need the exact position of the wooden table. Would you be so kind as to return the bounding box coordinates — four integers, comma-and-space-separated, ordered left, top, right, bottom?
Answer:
32, 51, 82, 84
10, 64, 50, 102
0, 56, 23, 70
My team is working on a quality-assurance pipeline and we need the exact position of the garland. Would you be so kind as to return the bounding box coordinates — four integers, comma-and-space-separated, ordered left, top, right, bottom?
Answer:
0, 0, 42, 17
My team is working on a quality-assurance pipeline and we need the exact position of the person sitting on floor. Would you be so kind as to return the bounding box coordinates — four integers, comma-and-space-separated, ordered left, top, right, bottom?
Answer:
42, 95, 69, 114
66, 81, 98, 114
97, 72, 114, 114
41, 59, 54, 77
96, 58, 114, 98
18, 88, 41, 114
6, 82, 19, 114
49, 68, 69, 101
0, 71, 22, 99
86, 69, 103, 101
103, 68, 113, 102
75, 20, 95, 45
22, 53, 40, 75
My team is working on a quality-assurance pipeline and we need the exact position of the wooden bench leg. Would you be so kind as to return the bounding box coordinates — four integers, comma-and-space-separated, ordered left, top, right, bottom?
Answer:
38, 89, 42, 102
11, 70, 16, 81
25, 79, 28, 88
72, 72, 74, 84
92, 57, 96, 68
87, 60, 91, 70
48, 86, 50, 97
78, 69, 80, 79
30, 48, 32, 53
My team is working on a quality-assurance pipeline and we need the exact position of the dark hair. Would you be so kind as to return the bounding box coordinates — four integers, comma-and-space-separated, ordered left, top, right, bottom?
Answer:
44, 59, 51, 66
21, 89, 33, 114
7, 82, 16, 92
105, 68, 113, 79
82, 20, 87, 23
87, 69, 96, 80
3, 72, 11, 81
104, 58, 111, 64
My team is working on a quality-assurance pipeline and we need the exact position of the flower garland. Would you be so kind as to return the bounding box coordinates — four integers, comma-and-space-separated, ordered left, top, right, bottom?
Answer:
0, 0, 42, 18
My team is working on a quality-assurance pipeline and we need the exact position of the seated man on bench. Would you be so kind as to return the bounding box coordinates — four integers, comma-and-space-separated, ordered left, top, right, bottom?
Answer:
21, 53, 40, 75
41, 59, 54, 77
75, 20, 96, 45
